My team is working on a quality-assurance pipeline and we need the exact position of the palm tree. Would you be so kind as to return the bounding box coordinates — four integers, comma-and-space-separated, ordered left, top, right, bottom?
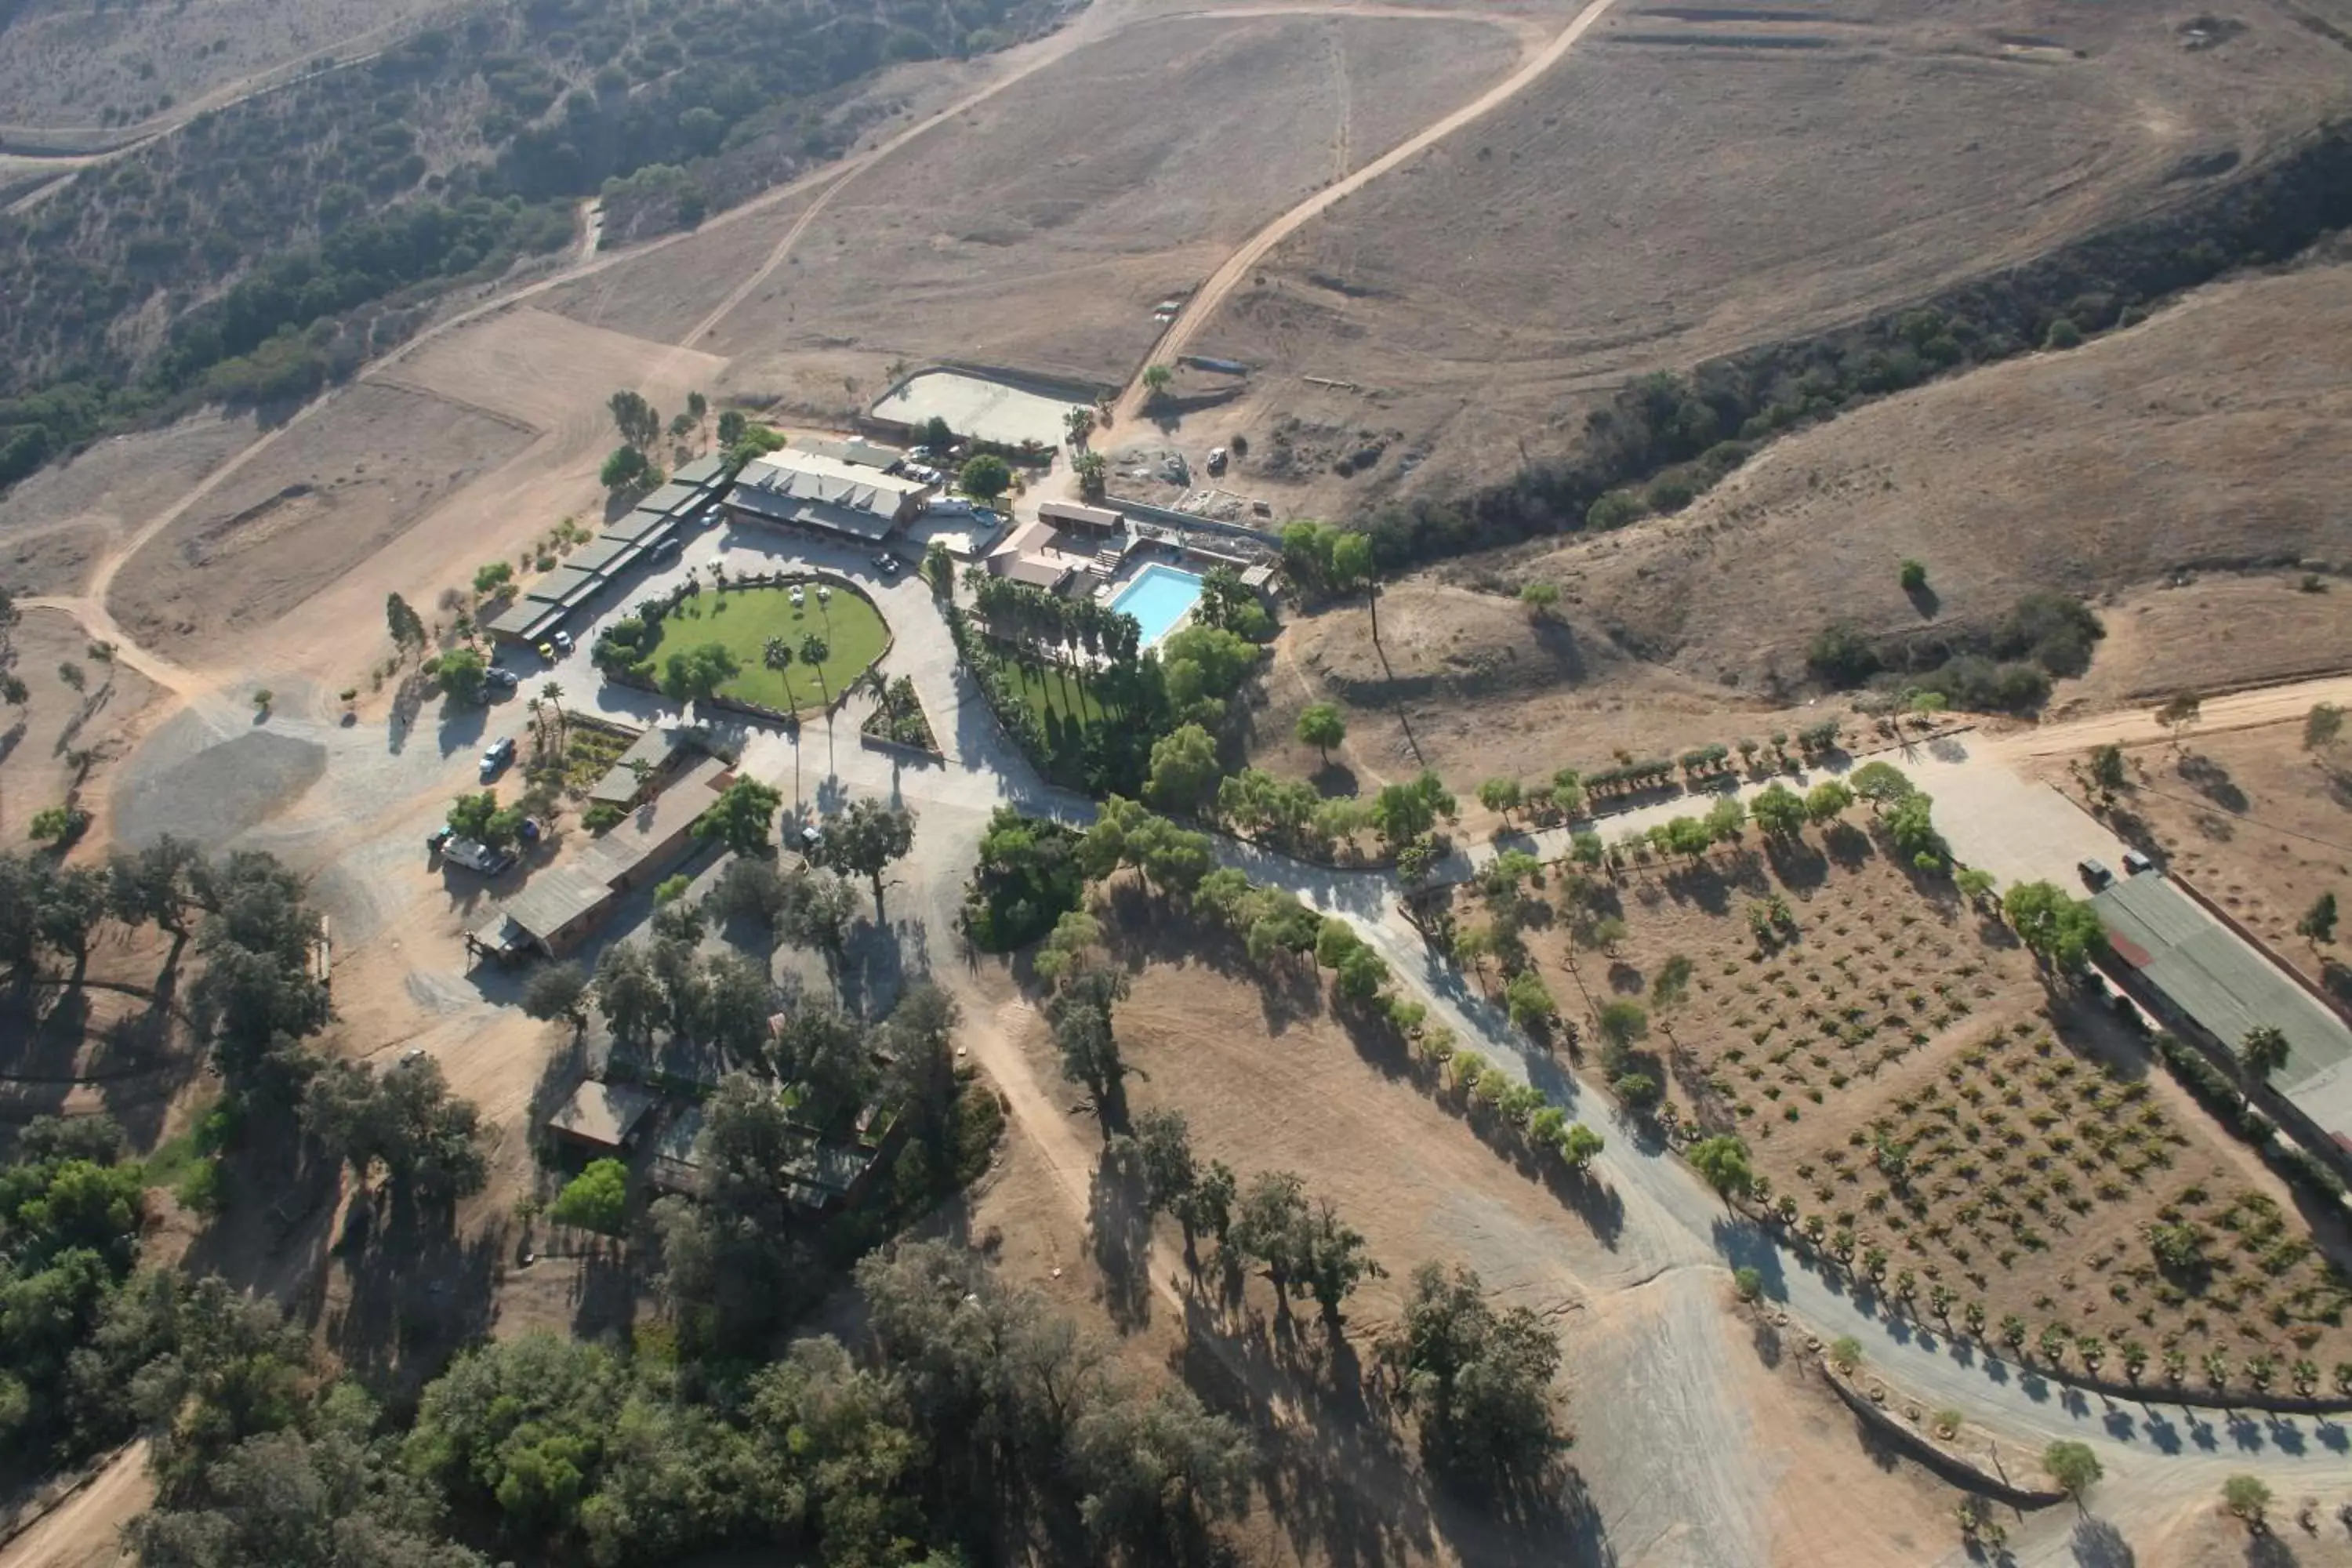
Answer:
763, 637, 797, 709
2238, 1025, 2291, 1108
541, 681, 565, 742
798, 633, 832, 705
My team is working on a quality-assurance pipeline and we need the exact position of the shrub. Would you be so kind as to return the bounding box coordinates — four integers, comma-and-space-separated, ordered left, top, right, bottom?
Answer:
2044, 317, 2083, 350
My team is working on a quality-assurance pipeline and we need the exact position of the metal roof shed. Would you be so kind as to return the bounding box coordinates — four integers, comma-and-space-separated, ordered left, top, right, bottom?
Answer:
524, 564, 603, 606
564, 535, 640, 575
547, 1080, 662, 1152
2094, 874, 2352, 1149
601, 509, 677, 546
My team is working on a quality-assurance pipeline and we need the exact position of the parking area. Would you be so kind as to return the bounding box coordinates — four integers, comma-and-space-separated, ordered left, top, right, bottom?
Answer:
1891, 737, 2134, 897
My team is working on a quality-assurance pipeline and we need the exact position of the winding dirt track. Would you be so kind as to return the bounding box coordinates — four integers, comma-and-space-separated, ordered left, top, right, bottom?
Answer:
1102, 0, 1624, 433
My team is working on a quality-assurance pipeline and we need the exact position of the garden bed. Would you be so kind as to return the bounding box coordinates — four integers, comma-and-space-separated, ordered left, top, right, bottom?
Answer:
859, 673, 938, 753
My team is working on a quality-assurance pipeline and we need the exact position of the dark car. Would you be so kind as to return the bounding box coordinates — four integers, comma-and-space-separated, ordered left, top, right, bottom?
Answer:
2078, 858, 2113, 891
480, 736, 517, 781
649, 536, 683, 564
872, 554, 900, 576
485, 667, 521, 692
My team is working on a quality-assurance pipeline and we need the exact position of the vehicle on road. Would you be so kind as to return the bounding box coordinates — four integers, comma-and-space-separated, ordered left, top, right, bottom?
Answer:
2078, 857, 2114, 890
426, 825, 452, 858
2122, 848, 2155, 877
480, 736, 516, 780
872, 554, 899, 576
537, 641, 557, 662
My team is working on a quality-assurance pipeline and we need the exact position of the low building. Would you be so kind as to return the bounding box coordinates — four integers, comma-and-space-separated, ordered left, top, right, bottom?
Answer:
546, 1079, 662, 1155
585, 724, 698, 809
2093, 873, 2352, 1170
1037, 499, 1123, 535
469, 755, 728, 961
488, 459, 728, 647
727, 450, 934, 543
985, 517, 1109, 594
791, 434, 906, 470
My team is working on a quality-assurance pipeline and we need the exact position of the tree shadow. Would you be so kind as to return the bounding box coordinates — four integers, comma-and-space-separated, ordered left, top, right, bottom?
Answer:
2176, 753, 2249, 813
1905, 581, 1941, 619
1087, 1143, 1153, 1334
2071, 1515, 2136, 1568
1312, 760, 1360, 799
325, 1193, 503, 1388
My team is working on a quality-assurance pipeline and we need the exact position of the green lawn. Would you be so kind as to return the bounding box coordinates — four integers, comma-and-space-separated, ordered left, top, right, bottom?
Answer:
647, 583, 889, 713
995, 653, 1115, 729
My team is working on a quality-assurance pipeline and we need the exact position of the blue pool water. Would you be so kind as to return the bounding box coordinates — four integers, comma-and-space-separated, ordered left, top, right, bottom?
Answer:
1109, 563, 1205, 647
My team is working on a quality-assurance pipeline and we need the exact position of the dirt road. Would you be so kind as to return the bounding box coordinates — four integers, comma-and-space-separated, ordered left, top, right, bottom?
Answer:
1101, 0, 1624, 433
1994, 673, 2352, 760
0, 1445, 148, 1568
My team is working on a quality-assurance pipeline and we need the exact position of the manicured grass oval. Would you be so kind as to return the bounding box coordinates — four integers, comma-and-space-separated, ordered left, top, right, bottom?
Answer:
643, 580, 888, 714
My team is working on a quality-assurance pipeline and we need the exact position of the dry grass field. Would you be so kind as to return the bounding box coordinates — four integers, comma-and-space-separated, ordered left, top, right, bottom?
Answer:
0, 414, 257, 598
1475, 258, 2352, 701
1249, 578, 1840, 797
993, 920, 1962, 1568
0, 0, 439, 135
1243, 256, 2352, 797
1181, 0, 2352, 520
2052, 722, 2352, 994
106, 383, 524, 658
699, 12, 1523, 419
1457, 832, 2352, 1392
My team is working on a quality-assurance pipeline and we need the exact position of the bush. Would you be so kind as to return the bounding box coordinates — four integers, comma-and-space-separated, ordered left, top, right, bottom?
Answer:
1808, 622, 1879, 687
1898, 560, 1927, 593
2044, 317, 2083, 350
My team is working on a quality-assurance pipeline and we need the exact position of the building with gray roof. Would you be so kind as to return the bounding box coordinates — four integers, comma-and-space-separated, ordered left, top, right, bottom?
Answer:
2094, 873, 2352, 1167
727, 450, 933, 543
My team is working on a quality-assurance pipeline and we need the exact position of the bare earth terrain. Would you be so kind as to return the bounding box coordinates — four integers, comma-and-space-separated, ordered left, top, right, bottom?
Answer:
1003, 914, 1960, 1567
1178, 0, 2352, 520
107, 384, 526, 659
700, 10, 1526, 419
2045, 720, 2352, 995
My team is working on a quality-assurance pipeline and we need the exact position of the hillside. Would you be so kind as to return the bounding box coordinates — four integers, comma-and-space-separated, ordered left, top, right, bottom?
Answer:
1180, 0, 2352, 524
1254, 256, 2352, 784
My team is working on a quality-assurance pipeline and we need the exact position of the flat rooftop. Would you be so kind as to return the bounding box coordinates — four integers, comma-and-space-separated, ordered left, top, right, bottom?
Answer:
871, 369, 1088, 449
547, 1079, 661, 1149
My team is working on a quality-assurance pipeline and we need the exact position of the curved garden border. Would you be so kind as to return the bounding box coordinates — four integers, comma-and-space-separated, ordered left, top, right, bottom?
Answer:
1820, 1367, 2067, 1508
601, 570, 893, 725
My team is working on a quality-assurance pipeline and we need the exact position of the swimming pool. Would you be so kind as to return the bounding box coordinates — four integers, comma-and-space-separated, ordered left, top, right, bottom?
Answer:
1108, 563, 1206, 648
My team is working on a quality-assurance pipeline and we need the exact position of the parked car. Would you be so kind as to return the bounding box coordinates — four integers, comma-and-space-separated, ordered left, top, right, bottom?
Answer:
480, 736, 516, 780
552, 629, 575, 654
536, 641, 557, 662
485, 667, 521, 692
426, 825, 452, 858
1206, 446, 1228, 476
2122, 848, 2155, 877
649, 536, 682, 563
872, 554, 899, 576
2078, 858, 2114, 890
441, 836, 517, 876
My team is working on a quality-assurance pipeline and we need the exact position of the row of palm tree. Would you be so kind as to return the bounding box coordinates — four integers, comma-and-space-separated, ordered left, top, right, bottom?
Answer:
760, 633, 833, 710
